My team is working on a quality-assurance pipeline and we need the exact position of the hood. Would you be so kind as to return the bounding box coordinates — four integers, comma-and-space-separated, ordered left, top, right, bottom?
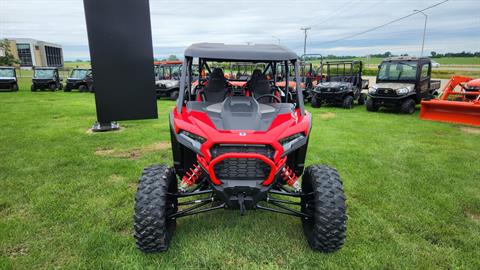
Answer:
156, 79, 179, 85
316, 81, 352, 89
67, 77, 84, 81
374, 82, 415, 90
185, 96, 296, 131
0, 77, 16, 81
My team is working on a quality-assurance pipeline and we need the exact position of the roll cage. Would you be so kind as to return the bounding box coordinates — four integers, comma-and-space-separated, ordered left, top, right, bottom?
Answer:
176, 43, 305, 115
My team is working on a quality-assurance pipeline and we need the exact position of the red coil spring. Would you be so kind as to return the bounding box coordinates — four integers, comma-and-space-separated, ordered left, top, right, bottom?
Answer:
281, 165, 298, 186
181, 163, 202, 187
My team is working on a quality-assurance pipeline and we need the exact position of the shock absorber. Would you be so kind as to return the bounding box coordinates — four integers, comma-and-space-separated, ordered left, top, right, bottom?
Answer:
281, 166, 301, 192
179, 163, 202, 192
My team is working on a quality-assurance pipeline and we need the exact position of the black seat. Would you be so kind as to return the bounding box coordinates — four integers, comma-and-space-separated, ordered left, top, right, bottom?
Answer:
249, 69, 274, 103
203, 68, 227, 103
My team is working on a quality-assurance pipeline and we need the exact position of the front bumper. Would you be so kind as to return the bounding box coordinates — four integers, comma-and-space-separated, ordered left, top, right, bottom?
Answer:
0, 80, 16, 89
313, 89, 349, 102
66, 80, 84, 89
32, 80, 55, 88
368, 93, 416, 106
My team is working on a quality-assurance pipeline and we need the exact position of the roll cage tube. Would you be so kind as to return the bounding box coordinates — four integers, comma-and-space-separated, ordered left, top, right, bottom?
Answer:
177, 57, 189, 112
301, 53, 323, 81
294, 60, 305, 115
176, 57, 305, 116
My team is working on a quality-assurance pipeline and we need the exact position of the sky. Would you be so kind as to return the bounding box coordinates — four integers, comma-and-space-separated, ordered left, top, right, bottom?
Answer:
0, 0, 479, 61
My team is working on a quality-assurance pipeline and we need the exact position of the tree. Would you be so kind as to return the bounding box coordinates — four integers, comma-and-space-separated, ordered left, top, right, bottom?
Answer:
430, 51, 437, 58
0, 39, 19, 66
167, 54, 179, 61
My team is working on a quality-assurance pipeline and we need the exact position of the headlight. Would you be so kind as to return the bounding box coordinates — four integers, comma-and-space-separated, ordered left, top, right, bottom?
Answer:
396, 86, 413, 95
179, 130, 206, 151
279, 133, 305, 154
368, 86, 378, 95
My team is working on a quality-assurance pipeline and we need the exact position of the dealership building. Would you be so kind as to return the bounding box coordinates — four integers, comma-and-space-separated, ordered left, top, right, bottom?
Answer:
7, 38, 64, 68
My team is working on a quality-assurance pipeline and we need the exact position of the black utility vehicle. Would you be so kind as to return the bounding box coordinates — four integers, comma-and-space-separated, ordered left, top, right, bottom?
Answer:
31, 67, 63, 91
65, 68, 94, 92
154, 61, 182, 100
367, 57, 441, 114
0, 67, 18, 91
310, 60, 366, 109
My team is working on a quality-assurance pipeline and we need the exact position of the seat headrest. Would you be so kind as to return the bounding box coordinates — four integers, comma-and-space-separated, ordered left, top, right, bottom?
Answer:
210, 68, 224, 80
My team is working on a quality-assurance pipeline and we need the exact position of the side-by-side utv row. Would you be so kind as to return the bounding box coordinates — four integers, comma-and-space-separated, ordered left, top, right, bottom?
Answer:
0, 67, 18, 91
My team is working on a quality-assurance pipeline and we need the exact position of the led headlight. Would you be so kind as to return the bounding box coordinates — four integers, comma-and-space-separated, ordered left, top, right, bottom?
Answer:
179, 130, 206, 151
396, 86, 413, 95
279, 133, 306, 155
368, 86, 378, 95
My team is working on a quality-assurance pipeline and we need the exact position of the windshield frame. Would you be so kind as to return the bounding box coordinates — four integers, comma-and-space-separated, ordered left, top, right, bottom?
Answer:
70, 69, 89, 79
34, 69, 56, 79
0, 68, 15, 78
376, 60, 419, 83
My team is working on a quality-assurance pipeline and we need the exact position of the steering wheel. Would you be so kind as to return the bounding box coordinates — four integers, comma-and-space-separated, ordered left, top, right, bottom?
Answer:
255, 94, 281, 103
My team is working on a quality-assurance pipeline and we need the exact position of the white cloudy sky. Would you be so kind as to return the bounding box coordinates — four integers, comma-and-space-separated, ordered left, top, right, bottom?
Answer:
0, 0, 479, 60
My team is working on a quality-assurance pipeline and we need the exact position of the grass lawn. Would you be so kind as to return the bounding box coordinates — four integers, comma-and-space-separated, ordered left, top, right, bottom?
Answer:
1, 78, 480, 269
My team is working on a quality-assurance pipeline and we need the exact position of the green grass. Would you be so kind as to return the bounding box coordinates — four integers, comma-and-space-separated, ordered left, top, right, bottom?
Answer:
1, 78, 480, 269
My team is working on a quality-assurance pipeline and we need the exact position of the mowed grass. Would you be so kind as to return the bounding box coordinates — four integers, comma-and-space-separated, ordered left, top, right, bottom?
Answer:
1, 78, 480, 269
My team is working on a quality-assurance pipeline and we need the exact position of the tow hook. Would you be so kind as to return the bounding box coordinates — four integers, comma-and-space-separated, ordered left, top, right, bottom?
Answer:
238, 193, 246, 216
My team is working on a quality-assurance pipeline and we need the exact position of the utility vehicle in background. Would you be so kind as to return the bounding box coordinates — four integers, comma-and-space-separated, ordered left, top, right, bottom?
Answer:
0, 66, 18, 91
31, 67, 63, 91
310, 60, 366, 109
275, 59, 322, 102
134, 43, 347, 253
367, 57, 441, 114
154, 61, 182, 100
65, 68, 94, 92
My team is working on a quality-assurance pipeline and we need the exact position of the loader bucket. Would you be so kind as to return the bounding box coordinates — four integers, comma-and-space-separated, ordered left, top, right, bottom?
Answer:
420, 99, 480, 126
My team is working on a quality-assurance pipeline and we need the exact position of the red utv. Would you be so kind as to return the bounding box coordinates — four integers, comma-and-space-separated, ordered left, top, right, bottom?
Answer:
134, 43, 347, 252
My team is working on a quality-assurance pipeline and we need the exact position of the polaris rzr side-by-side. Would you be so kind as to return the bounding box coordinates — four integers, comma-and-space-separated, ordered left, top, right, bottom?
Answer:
31, 67, 63, 91
0, 66, 18, 92
154, 61, 182, 100
310, 60, 366, 109
133, 43, 347, 252
65, 68, 94, 92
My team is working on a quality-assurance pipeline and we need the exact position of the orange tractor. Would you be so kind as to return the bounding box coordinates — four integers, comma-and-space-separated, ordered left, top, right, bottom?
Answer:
420, 76, 480, 126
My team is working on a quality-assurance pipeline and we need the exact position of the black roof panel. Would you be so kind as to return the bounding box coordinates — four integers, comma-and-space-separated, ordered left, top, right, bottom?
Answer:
184, 43, 298, 62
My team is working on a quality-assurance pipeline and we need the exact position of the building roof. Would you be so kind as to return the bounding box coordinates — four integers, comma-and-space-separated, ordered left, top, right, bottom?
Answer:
7, 38, 62, 48
184, 43, 298, 62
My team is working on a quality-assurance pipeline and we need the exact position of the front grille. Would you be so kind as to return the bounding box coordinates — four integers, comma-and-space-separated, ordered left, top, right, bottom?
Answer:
211, 144, 274, 181
377, 88, 397, 97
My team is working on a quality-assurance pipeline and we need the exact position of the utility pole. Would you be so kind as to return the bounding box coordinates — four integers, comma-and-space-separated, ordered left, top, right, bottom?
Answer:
300, 27, 311, 56
414, 9, 428, 57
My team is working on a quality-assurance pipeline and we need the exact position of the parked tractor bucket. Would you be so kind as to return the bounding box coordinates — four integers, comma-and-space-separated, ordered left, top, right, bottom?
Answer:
420, 76, 480, 127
